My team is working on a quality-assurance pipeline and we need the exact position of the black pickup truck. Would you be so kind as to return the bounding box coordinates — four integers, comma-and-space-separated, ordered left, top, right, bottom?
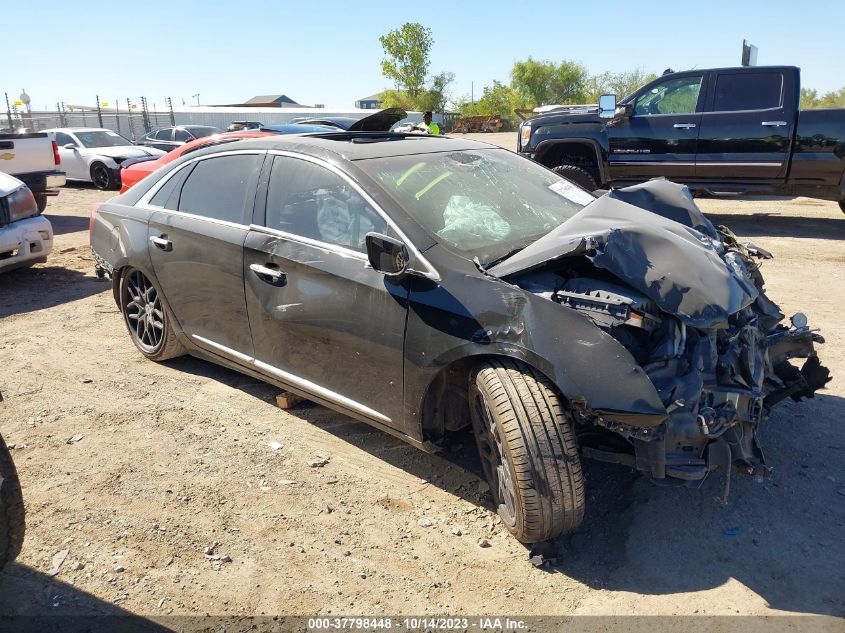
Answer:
517, 66, 845, 213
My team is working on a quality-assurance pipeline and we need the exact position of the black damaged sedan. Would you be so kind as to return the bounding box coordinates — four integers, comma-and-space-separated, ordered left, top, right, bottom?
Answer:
90, 132, 831, 543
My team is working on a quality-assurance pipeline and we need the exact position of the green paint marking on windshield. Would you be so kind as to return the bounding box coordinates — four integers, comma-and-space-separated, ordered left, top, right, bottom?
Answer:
396, 162, 426, 187
415, 171, 452, 200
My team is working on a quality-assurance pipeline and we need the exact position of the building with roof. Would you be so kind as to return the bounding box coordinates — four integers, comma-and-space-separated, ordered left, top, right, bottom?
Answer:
355, 93, 383, 109
220, 94, 306, 108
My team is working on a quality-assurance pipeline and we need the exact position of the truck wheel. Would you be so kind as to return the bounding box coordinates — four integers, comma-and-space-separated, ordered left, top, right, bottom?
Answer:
469, 358, 585, 543
0, 434, 25, 570
552, 164, 597, 191
34, 194, 48, 213
119, 268, 185, 361
839, 200, 845, 215
90, 162, 117, 191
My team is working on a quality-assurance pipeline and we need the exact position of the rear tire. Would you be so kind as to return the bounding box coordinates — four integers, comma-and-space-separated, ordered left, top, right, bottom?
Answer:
0, 434, 25, 570
469, 358, 585, 543
552, 164, 598, 191
839, 200, 844, 215
119, 268, 185, 361
34, 194, 48, 213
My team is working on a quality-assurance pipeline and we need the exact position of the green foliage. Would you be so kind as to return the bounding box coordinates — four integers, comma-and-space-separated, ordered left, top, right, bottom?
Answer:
378, 24, 453, 112
379, 23, 433, 98
454, 81, 527, 126
587, 68, 658, 101
801, 87, 845, 109
511, 58, 589, 107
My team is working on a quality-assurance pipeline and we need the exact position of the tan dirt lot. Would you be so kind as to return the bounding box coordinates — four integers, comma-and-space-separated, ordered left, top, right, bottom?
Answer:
1, 134, 843, 625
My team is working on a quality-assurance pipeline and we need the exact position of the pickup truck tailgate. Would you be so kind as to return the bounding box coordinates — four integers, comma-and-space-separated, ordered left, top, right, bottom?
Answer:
0, 133, 58, 177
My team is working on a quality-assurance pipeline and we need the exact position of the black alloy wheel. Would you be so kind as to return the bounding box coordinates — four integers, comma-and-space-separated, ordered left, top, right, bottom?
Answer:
122, 269, 165, 353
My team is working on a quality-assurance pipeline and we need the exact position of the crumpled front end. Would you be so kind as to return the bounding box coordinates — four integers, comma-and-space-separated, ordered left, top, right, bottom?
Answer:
501, 180, 832, 491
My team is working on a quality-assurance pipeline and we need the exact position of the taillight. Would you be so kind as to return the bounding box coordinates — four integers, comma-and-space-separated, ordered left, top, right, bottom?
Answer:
89, 203, 102, 240
52, 140, 61, 165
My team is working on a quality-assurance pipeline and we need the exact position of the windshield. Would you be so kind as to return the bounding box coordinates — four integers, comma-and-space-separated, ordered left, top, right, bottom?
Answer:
76, 130, 133, 148
357, 148, 593, 265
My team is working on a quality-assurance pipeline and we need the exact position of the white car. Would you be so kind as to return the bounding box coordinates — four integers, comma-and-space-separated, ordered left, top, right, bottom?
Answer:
0, 172, 53, 273
43, 128, 164, 190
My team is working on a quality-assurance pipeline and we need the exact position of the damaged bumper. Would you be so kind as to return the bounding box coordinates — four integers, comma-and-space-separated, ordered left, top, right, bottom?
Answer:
0, 215, 54, 273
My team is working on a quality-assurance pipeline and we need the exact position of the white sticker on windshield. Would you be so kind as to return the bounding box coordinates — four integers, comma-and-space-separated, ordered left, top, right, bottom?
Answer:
549, 179, 595, 205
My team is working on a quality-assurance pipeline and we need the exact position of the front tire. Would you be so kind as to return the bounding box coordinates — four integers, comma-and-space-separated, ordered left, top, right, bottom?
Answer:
552, 164, 598, 191
120, 268, 185, 361
469, 359, 585, 543
0, 434, 25, 570
90, 162, 117, 191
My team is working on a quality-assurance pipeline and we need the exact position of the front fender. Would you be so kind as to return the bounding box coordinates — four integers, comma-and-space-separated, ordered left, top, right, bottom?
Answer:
403, 269, 667, 438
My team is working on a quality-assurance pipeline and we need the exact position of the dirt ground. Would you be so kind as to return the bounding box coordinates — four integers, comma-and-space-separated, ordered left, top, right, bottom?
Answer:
1, 135, 844, 626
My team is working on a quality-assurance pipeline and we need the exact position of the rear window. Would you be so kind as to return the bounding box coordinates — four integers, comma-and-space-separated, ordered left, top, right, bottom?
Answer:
176, 154, 262, 223
713, 72, 783, 111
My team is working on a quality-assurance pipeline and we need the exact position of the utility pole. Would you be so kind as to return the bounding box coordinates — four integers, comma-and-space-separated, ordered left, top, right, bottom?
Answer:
193, 93, 200, 106
95, 95, 104, 127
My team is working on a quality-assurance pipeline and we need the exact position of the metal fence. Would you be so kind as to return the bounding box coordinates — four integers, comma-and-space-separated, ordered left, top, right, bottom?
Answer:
3, 94, 441, 139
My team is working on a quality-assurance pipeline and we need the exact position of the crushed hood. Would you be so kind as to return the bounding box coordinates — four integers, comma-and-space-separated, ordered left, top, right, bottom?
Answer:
348, 107, 407, 132
488, 179, 759, 329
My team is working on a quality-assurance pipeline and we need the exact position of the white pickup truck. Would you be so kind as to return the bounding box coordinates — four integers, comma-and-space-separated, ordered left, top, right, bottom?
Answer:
0, 172, 54, 272
0, 132, 66, 212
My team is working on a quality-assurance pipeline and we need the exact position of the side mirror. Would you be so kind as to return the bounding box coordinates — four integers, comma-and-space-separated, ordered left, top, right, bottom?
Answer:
63, 143, 77, 150
365, 233, 410, 278
598, 94, 616, 118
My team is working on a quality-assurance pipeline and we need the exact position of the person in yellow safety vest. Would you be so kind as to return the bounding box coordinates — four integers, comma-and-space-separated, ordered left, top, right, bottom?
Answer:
423, 111, 440, 135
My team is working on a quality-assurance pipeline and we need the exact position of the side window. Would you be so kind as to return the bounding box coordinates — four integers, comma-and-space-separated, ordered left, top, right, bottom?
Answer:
154, 129, 173, 141
178, 154, 263, 223
55, 132, 75, 146
634, 76, 703, 116
265, 156, 388, 253
149, 163, 194, 210
713, 72, 782, 111
174, 128, 192, 142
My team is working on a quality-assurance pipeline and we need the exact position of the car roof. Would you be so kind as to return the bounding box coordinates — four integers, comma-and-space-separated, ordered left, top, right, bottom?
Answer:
206, 133, 496, 161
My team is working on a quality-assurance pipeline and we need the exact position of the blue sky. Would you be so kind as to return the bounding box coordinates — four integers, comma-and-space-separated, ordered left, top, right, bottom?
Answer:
5, 0, 843, 110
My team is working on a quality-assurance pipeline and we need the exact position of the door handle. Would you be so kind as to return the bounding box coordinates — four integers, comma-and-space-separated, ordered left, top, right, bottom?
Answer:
149, 236, 172, 251
250, 263, 286, 285
673, 123, 697, 129
761, 121, 787, 127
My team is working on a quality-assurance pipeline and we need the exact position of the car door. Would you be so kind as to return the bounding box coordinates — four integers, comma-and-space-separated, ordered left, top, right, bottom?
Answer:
145, 150, 265, 359
607, 73, 705, 181
148, 129, 176, 152
696, 69, 794, 181
243, 153, 409, 431
174, 128, 193, 147
54, 131, 86, 180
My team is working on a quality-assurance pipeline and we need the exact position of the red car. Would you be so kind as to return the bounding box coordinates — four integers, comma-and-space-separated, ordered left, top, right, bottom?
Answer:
119, 131, 271, 192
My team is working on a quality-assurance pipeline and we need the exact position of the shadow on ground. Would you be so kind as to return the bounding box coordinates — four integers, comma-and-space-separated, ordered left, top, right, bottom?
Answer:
704, 212, 845, 240
0, 564, 170, 631
169, 355, 845, 617
0, 267, 108, 318
43, 213, 90, 236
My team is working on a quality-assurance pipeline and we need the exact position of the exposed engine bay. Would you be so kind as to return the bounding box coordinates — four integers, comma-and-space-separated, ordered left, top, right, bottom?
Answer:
492, 179, 832, 494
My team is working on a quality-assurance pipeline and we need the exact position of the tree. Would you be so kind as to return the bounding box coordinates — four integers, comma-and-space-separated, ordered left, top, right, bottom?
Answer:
379, 23, 433, 98
802, 86, 845, 109
455, 81, 526, 125
511, 59, 589, 107
587, 68, 658, 101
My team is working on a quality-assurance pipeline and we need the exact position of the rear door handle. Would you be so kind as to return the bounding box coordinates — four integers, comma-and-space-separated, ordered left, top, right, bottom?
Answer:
149, 236, 172, 251
250, 263, 286, 285
673, 123, 696, 129
761, 120, 787, 127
